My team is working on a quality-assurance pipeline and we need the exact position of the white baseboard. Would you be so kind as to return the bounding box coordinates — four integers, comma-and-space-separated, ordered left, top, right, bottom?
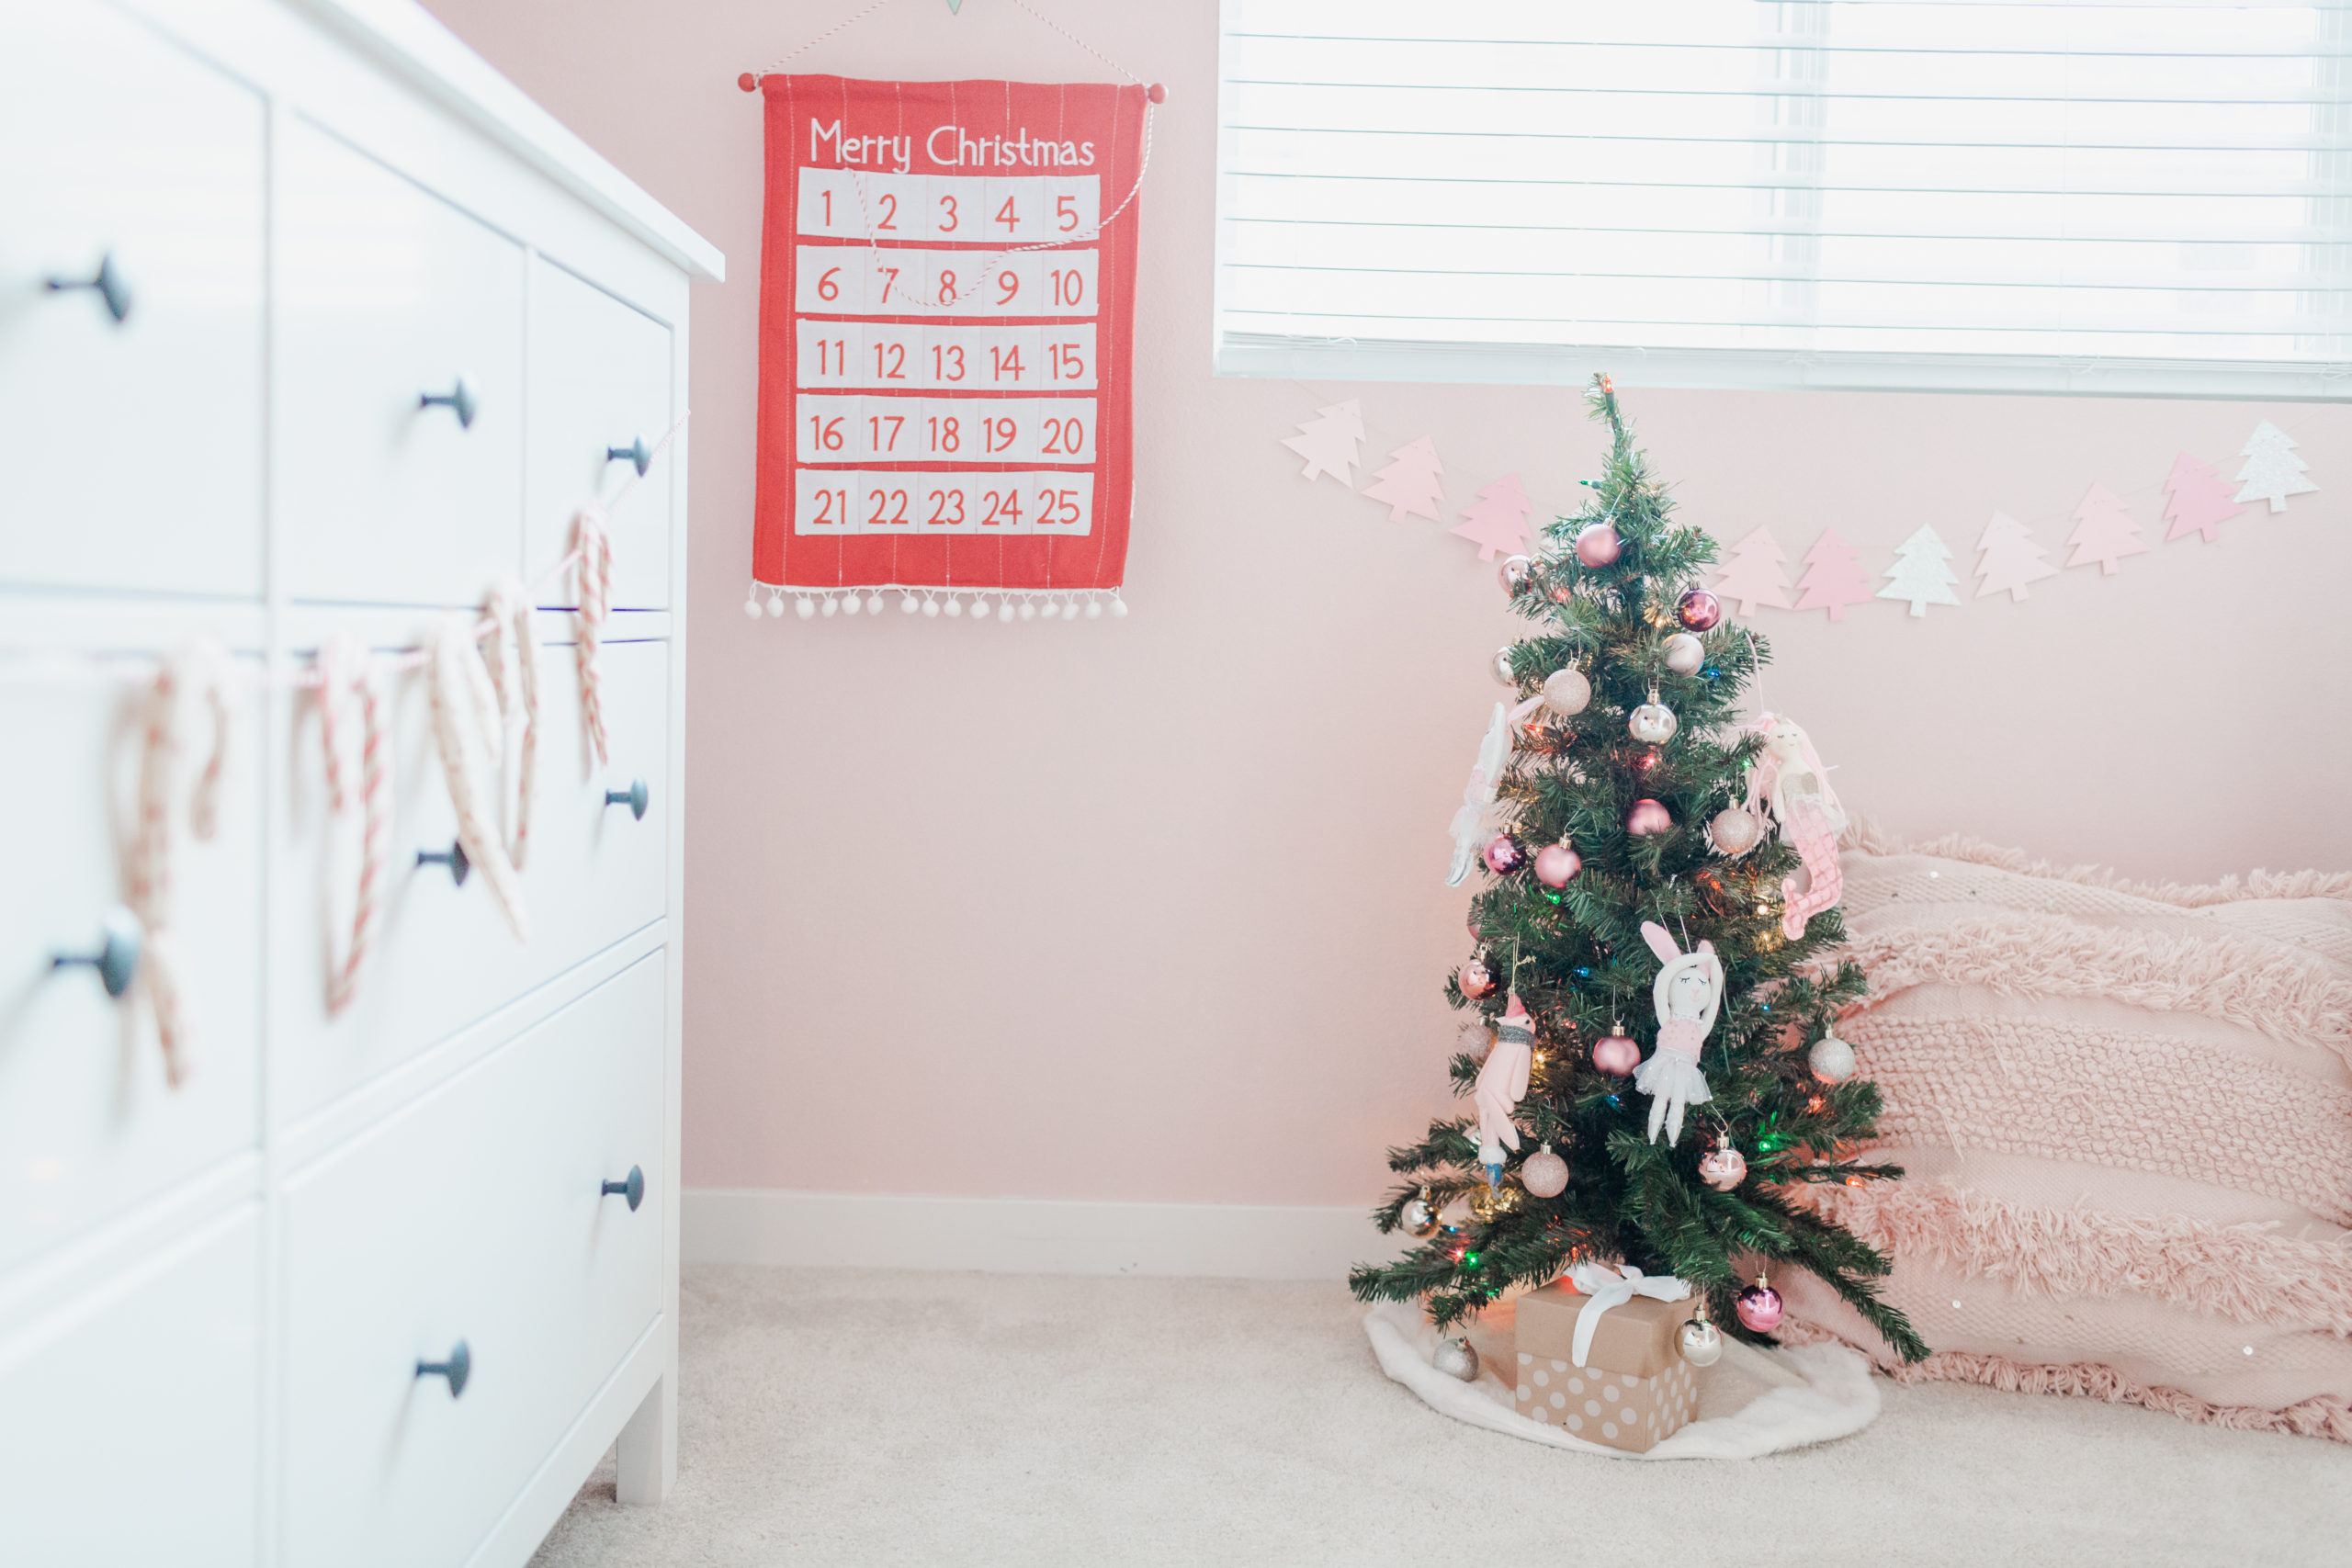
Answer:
682, 1189, 1382, 1280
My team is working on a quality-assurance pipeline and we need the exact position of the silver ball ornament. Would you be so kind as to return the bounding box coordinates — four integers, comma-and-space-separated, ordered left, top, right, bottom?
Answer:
1662, 632, 1705, 675
1400, 1192, 1440, 1238
1432, 1336, 1480, 1382
1627, 702, 1679, 744
1498, 554, 1535, 595
1809, 1033, 1857, 1084
1489, 647, 1518, 687
1677, 1315, 1724, 1368
1542, 667, 1590, 716
1521, 1144, 1568, 1199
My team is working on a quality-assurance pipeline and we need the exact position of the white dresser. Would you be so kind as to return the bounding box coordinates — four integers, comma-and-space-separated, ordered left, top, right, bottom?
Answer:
0, 2, 720, 1563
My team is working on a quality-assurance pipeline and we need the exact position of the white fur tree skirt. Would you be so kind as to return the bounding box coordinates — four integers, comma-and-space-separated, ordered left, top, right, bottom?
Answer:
1363, 1299, 1881, 1459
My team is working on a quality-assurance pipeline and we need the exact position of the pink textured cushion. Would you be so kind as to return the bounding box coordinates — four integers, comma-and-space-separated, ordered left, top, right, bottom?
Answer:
1779, 830, 2352, 1439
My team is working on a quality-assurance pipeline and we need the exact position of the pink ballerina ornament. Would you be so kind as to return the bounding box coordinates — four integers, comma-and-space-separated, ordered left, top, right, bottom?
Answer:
1743, 712, 1848, 939
1473, 991, 1536, 1185
1633, 921, 1720, 1145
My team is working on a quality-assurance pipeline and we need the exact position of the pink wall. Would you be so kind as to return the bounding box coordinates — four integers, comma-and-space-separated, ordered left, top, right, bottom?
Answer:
424, 0, 2352, 1208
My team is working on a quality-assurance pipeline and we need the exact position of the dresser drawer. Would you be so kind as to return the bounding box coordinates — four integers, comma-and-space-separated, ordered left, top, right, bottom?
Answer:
0, 670, 261, 1278
0, 1205, 260, 1567
0, 0, 264, 598
527, 256, 674, 608
277, 116, 525, 606
270, 633, 668, 1122
282, 955, 664, 1568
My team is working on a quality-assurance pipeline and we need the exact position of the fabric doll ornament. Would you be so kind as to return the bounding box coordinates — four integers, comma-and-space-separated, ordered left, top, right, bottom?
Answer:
1473, 990, 1536, 1185
1633, 921, 1720, 1145
1742, 712, 1848, 939
1446, 703, 1510, 886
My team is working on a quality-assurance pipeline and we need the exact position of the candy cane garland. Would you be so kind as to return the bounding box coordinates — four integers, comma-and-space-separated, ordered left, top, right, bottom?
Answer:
571, 504, 611, 773
425, 615, 530, 942
481, 579, 541, 869
125, 638, 230, 1086
315, 636, 388, 1016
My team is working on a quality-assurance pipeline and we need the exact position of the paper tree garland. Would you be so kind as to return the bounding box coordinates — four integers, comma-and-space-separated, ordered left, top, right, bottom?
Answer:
2161, 453, 2245, 545
1283, 400, 1365, 487
1972, 511, 2059, 601
2233, 420, 2317, 513
1360, 436, 1446, 524
1451, 474, 1533, 561
1876, 525, 1961, 617
2063, 483, 2149, 576
1792, 528, 1873, 621
1713, 525, 1794, 615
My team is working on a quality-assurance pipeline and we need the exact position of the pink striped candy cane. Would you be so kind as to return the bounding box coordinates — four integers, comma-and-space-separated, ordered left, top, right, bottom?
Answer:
125, 638, 230, 1087
481, 580, 540, 870
315, 636, 388, 1015
425, 615, 530, 943
571, 504, 611, 773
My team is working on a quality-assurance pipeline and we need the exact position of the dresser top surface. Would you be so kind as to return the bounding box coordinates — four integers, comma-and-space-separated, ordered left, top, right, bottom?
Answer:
287, 0, 726, 281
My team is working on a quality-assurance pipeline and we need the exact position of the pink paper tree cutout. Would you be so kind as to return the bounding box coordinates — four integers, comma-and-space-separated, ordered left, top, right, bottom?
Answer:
2233, 420, 2318, 513
1281, 400, 1365, 487
1792, 527, 1874, 621
1876, 525, 1961, 617
2062, 483, 2150, 576
2161, 453, 2245, 545
1361, 436, 1447, 523
1713, 525, 1793, 615
1973, 510, 2059, 601
1451, 474, 1533, 561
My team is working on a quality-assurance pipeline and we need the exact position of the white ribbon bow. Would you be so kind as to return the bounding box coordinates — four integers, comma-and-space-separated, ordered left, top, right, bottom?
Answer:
1565, 1262, 1691, 1369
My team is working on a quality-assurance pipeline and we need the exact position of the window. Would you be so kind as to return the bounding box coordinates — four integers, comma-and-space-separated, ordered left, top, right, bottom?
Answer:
1216, 1, 2352, 397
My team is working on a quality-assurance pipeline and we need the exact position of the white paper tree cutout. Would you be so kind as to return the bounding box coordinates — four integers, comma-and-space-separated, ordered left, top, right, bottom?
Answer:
1876, 525, 1962, 617
1360, 436, 1446, 523
2162, 453, 2245, 545
1713, 525, 1793, 615
1973, 510, 2059, 601
2063, 482, 2150, 576
2233, 420, 2317, 513
1281, 400, 1365, 487
1451, 474, 1534, 561
1792, 527, 1874, 621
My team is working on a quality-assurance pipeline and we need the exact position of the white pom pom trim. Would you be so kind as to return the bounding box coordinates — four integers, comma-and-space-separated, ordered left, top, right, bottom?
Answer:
749, 583, 1133, 624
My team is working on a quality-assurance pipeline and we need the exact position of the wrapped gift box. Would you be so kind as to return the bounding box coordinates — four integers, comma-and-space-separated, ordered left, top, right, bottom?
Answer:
1512, 1280, 1703, 1452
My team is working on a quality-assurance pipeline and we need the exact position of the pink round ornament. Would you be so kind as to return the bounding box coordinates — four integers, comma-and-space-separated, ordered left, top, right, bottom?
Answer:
1708, 807, 1762, 856
1698, 1147, 1747, 1191
1459, 960, 1498, 999
1625, 797, 1673, 836
1591, 1032, 1640, 1076
1521, 1144, 1568, 1199
1533, 841, 1581, 888
1574, 521, 1622, 567
1736, 1276, 1784, 1333
1482, 834, 1526, 874
1677, 588, 1723, 631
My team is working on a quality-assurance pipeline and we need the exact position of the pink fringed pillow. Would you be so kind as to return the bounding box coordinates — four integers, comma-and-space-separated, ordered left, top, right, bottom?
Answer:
1775, 828, 2352, 1440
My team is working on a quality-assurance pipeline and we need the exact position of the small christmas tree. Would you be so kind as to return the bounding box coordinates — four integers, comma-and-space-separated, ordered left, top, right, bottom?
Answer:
1713, 525, 1793, 615
1875, 525, 1962, 617
1972, 511, 2058, 601
2062, 482, 2149, 576
1792, 528, 1874, 621
2233, 420, 2317, 513
2161, 453, 2245, 545
1361, 436, 1447, 524
1451, 474, 1534, 561
1281, 400, 1365, 486
1351, 377, 1928, 1365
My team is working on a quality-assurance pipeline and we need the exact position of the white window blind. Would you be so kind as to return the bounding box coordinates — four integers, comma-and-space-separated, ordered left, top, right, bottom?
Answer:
1216, 0, 2352, 397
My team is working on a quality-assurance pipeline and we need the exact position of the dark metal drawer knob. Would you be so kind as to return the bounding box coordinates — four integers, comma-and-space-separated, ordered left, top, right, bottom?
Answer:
602, 1165, 645, 1212
606, 436, 651, 477
46, 252, 132, 323
604, 778, 650, 820
416, 840, 471, 886
415, 1340, 471, 1398
51, 906, 143, 998
419, 376, 479, 429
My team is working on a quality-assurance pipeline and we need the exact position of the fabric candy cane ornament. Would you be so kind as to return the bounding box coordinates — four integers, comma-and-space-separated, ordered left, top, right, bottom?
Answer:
124, 637, 232, 1086
315, 636, 389, 1016
480, 579, 540, 870
1473, 991, 1535, 1185
1742, 712, 1848, 939
425, 610, 530, 942
1446, 702, 1510, 886
1633, 920, 1720, 1145
571, 503, 611, 773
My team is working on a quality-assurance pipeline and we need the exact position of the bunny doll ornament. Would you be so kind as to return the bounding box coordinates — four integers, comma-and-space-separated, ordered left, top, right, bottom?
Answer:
1633, 921, 1721, 1145
1742, 713, 1848, 939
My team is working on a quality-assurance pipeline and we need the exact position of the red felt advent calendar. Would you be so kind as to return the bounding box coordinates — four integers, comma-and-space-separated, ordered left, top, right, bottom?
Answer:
752, 76, 1148, 604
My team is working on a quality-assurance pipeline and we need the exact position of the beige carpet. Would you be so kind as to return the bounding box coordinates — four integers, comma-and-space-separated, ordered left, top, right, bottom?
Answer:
530, 1267, 2352, 1567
